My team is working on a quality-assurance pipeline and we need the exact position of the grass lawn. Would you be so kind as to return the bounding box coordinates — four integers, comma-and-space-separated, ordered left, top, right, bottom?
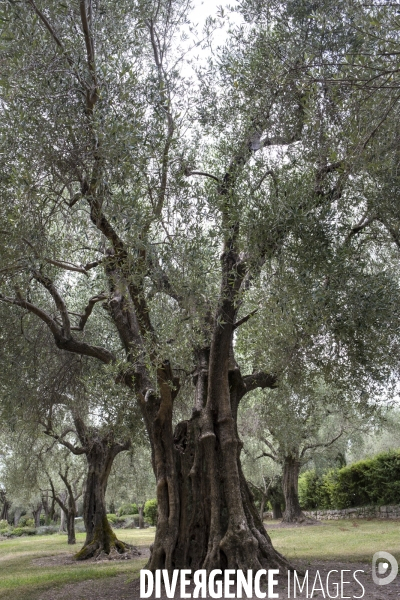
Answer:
0, 529, 153, 600
268, 519, 400, 563
0, 520, 399, 599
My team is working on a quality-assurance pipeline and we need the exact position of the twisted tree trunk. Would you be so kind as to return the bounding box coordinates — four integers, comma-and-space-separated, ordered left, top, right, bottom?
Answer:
75, 442, 132, 559
282, 455, 308, 523
144, 353, 290, 573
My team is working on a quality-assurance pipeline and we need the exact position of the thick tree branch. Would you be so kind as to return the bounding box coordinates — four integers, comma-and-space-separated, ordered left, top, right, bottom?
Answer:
262, 437, 279, 458
233, 309, 258, 330
32, 270, 71, 338
114, 439, 132, 454
0, 289, 115, 364
45, 258, 88, 275
344, 214, 377, 243
242, 371, 278, 395
185, 170, 221, 184
256, 451, 278, 462
47, 474, 69, 515
71, 293, 107, 331
79, 0, 98, 111
300, 429, 344, 459
59, 468, 76, 509
0, 293, 61, 337
43, 428, 87, 456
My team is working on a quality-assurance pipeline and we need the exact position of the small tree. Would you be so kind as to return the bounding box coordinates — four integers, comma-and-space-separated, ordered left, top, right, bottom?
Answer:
47, 463, 84, 545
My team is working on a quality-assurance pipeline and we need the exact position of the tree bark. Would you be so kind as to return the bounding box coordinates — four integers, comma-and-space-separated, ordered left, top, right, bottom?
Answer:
282, 455, 308, 523
145, 353, 291, 573
32, 502, 42, 528
0, 492, 10, 522
138, 503, 144, 529
14, 508, 22, 527
259, 492, 267, 522
272, 502, 283, 520
66, 512, 76, 545
147, 409, 290, 572
41, 490, 52, 524
59, 499, 66, 533
74, 441, 132, 559
52, 486, 77, 544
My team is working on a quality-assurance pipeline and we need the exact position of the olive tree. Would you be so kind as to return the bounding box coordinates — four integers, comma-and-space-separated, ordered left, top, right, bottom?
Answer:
1, 0, 399, 571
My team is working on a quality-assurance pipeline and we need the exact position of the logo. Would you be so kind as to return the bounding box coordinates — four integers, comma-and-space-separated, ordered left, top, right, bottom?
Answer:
372, 551, 398, 586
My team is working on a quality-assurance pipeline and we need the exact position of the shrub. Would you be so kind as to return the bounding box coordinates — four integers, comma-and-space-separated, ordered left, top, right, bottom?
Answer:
144, 499, 158, 525
299, 450, 400, 510
0, 529, 13, 538
122, 516, 139, 528
117, 503, 138, 516
12, 527, 36, 536
0, 520, 9, 530
299, 471, 321, 509
107, 513, 117, 524
19, 516, 35, 527
36, 525, 58, 535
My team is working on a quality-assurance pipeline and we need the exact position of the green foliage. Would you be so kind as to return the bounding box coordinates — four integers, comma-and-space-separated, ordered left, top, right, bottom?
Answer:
144, 499, 157, 525
12, 527, 36, 536
0, 519, 9, 530
18, 516, 35, 528
300, 450, 400, 509
36, 526, 58, 535
106, 513, 117, 524
117, 503, 138, 516
121, 516, 140, 528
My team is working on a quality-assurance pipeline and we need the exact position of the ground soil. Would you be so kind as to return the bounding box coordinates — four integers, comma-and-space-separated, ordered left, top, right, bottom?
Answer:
35, 551, 400, 600
33, 547, 147, 568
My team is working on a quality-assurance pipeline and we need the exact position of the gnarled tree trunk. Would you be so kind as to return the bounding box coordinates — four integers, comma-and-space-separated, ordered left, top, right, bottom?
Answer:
282, 455, 308, 523
75, 440, 132, 559
144, 354, 291, 574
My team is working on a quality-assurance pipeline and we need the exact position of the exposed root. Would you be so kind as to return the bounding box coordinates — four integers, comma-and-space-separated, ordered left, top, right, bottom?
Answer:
74, 538, 139, 561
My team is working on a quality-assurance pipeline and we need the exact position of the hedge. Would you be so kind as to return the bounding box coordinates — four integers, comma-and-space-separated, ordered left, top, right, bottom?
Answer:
144, 499, 157, 525
117, 503, 138, 516
299, 450, 400, 510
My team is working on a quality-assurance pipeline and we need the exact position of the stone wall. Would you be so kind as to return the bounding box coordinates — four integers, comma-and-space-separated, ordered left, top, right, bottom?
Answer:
303, 505, 400, 520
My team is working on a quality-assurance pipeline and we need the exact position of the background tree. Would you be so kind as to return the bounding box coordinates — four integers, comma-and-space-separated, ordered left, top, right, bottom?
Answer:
46, 449, 84, 545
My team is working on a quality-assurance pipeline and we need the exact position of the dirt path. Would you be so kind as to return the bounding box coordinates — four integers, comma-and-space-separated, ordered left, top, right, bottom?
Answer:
36, 556, 399, 600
